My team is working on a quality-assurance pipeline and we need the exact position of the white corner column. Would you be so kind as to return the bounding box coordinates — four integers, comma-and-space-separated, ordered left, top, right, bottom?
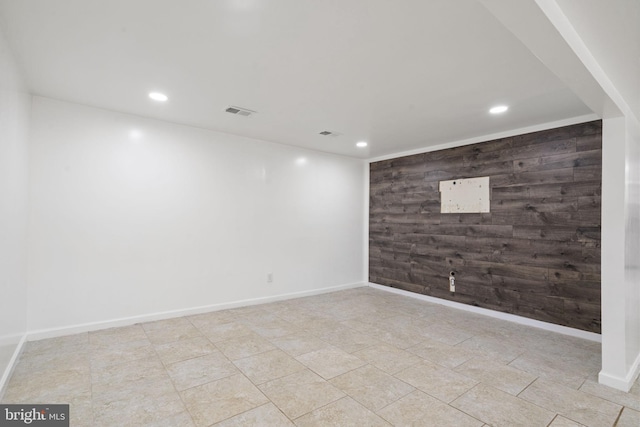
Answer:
599, 116, 633, 390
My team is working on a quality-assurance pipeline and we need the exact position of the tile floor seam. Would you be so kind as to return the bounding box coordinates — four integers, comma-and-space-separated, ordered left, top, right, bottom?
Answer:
546, 414, 560, 427
289, 395, 350, 423
443, 402, 488, 427
168, 345, 240, 391
516, 374, 540, 397
371, 395, 398, 415
219, 343, 276, 362
186, 372, 269, 426
449, 382, 492, 425
560, 414, 594, 427
516, 375, 541, 397
88, 351, 97, 426
388, 369, 422, 391
512, 380, 586, 423
270, 402, 297, 424
148, 336, 198, 427
295, 344, 368, 381
153, 332, 210, 425
518, 376, 628, 424
234, 361, 307, 387
209, 401, 280, 427
579, 386, 640, 410
329, 364, 416, 412
613, 406, 625, 427
410, 378, 474, 406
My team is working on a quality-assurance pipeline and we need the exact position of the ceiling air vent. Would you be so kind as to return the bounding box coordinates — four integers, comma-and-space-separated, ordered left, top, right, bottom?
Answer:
225, 106, 256, 117
319, 130, 342, 137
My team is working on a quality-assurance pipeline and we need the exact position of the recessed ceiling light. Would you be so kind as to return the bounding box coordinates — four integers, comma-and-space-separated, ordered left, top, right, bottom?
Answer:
356, 141, 368, 148
129, 129, 143, 140
489, 105, 508, 114
149, 92, 168, 102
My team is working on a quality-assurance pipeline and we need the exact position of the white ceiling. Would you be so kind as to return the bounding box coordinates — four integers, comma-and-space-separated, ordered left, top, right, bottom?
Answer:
0, 0, 594, 159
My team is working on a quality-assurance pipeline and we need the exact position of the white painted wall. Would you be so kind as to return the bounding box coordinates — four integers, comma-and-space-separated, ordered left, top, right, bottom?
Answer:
601, 117, 629, 383
624, 118, 640, 374
27, 97, 365, 332
555, 0, 640, 120
600, 111, 640, 392
0, 27, 30, 389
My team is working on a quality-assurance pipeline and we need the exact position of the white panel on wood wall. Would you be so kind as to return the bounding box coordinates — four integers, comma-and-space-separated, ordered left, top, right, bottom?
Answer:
439, 177, 490, 213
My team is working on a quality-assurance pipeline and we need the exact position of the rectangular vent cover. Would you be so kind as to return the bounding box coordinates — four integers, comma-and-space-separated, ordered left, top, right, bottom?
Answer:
319, 131, 342, 137
225, 106, 256, 117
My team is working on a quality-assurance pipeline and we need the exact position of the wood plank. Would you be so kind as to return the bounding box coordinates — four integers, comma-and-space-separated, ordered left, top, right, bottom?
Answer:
491, 185, 529, 200
491, 249, 581, 270
417, 224, 514, 238
577, 227, 601, 244
493, 197, 576, 213
490, 167, 574, 187
380, 279, 427, 295
390, 180, 432, 194
439, 213, 492, 224
512, 225, 577, 241
419, 199, 443, 214
517, 292, 565, 312
574, 165, 601, 181
464, 137, 575, 164
576, 134, 602, 152
577, 196, 601, 210
491, 211, 573, 226
514, 150, 601, 172
388, 153, 427, 168
549, 268, 600, 283
549, 281, 600, 304
401, 233, 467, 246
464, 236, 531, 252
492, 274, 549, 293
510, 303, 569, 327
465, 259, 549, 281
527, 181, 601, 198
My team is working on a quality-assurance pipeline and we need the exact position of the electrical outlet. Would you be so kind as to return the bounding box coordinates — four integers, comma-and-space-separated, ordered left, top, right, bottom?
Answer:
267, 273, 273, 283
449, 272, 455, 293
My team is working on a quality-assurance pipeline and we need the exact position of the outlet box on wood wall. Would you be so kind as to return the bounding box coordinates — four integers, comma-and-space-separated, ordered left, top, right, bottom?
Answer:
369, 120, 602, 333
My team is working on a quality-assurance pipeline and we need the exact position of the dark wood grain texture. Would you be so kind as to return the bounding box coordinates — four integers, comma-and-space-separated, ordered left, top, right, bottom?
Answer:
369, 121, 602, 333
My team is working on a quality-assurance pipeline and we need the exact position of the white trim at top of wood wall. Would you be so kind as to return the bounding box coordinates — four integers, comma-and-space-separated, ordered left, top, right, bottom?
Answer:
367, 113, 599, 163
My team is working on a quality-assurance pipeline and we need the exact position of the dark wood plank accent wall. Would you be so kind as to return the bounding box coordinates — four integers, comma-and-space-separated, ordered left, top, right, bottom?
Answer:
369, 120, 602, 333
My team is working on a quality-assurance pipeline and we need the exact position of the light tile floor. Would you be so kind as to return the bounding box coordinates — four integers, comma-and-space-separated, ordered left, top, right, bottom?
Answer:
2, 287, 639, 426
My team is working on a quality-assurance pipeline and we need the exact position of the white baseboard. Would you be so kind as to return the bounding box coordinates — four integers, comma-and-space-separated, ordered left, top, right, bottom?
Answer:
27, 282, 366, 341
368, 282, 602, 342
599, 352, 640, 392
0, 334, 27, 401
